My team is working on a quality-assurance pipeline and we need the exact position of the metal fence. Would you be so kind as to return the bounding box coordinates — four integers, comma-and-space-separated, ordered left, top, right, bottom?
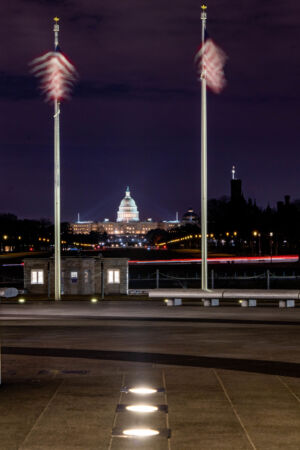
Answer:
129, 269, 300, 290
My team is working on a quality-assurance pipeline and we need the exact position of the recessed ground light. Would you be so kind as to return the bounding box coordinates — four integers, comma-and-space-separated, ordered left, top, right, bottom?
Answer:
116, 403, 168, 413
122, 428, 159, 437
18, 298, 26, 303
129, 387, 157, 395
126, 405, 158, 413
112, 426, 171, 438
90, 298, 98, 303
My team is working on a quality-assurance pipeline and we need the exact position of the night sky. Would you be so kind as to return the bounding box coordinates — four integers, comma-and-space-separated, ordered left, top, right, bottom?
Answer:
1, 0, 299, 222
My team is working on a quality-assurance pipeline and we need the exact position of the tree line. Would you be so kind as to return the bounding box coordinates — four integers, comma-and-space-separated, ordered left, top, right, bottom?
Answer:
146, 195, 300, 254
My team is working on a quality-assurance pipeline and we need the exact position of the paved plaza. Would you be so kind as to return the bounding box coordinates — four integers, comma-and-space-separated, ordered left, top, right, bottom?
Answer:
1, 301, 300, 449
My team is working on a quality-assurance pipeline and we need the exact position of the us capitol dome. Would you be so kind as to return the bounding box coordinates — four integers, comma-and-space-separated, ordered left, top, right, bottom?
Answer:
117, 187, 139, 222
71, 186, 181, 238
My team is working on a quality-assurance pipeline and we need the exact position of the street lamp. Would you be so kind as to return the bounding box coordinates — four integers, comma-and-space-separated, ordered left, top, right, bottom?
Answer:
252, 231, 261, 256
269, 232, 273, 260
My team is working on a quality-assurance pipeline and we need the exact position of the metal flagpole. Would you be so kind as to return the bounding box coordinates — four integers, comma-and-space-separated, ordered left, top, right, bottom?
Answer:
201, 5, 208, 291
31, 17, 77, 301
53, 17, 61, 300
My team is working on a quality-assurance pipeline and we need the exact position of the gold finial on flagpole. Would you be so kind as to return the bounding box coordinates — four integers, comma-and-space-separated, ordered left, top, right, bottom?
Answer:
53, 17, 60, 49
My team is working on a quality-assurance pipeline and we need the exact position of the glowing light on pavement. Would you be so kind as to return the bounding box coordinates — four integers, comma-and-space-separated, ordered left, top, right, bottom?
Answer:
126, 405, 158, 413
129, 387, 157, 395
123, 428, 159, 437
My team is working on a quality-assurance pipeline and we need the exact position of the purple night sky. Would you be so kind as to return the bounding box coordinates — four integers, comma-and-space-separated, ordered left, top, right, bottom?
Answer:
1, 0, 299, 222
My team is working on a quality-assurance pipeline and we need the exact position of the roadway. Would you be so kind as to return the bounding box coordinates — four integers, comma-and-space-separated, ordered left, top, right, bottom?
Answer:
1, 301, 300, 449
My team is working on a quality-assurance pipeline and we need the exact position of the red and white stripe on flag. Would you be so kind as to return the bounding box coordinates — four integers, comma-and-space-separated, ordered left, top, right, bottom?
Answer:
30, 51, 78, 102
195, 39, 227, 94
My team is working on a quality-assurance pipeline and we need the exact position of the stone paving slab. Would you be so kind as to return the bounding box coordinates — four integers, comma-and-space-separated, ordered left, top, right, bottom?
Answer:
0, 381, 63, 446
1, 304, 300, 449
217, 370, 300, 450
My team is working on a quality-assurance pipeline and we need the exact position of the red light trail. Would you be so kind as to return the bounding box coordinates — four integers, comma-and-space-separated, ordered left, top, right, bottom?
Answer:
129, 255, 299, 265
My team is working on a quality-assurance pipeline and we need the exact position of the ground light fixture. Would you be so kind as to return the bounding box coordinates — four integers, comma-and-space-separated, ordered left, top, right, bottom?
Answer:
90, 298, 98, 303
129, 387, 158, 395
18, 298, 26, 303
125, 405, 158, 413
122, 428, 159, 437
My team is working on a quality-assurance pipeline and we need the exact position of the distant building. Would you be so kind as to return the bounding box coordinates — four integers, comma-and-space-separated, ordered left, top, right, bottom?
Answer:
98, 220, 170, 236
230, 165, 243, 202
182, 208, 200, 225
24, 256, 129, 296
71, 220, 99, 235
70, 186, 180, 237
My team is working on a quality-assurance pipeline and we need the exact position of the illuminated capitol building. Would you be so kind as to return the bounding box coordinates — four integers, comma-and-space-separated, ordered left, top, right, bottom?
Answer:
71, 187, 180, 236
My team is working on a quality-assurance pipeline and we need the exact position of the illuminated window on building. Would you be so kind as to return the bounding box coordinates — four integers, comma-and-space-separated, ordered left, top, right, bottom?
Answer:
108, 269, 120, 284
31, 269, 44, 284
71, 271, 78, 283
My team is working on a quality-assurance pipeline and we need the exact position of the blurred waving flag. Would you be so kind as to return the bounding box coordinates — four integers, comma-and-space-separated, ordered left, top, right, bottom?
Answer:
195, 32, 227, 94
30, 48, 78, 102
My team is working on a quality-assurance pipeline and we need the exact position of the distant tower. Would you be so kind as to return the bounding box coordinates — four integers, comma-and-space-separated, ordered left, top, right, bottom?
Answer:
230, 165, 242, 202
231, 165, 236, 180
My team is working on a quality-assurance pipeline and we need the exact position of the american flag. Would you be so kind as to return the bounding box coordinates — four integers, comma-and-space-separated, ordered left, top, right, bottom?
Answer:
194, 34, 227, 94
30, 49, 78, 102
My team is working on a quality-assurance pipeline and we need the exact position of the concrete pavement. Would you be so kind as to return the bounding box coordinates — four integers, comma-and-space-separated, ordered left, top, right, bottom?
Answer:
1, 302, 300, 449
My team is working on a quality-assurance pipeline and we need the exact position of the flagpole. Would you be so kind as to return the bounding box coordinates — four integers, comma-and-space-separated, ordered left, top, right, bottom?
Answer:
201, 5, 208, 291
53, 17, 61, 300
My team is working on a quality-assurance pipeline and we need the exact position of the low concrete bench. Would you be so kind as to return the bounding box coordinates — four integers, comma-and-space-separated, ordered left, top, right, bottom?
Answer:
148, 289, 300, 308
